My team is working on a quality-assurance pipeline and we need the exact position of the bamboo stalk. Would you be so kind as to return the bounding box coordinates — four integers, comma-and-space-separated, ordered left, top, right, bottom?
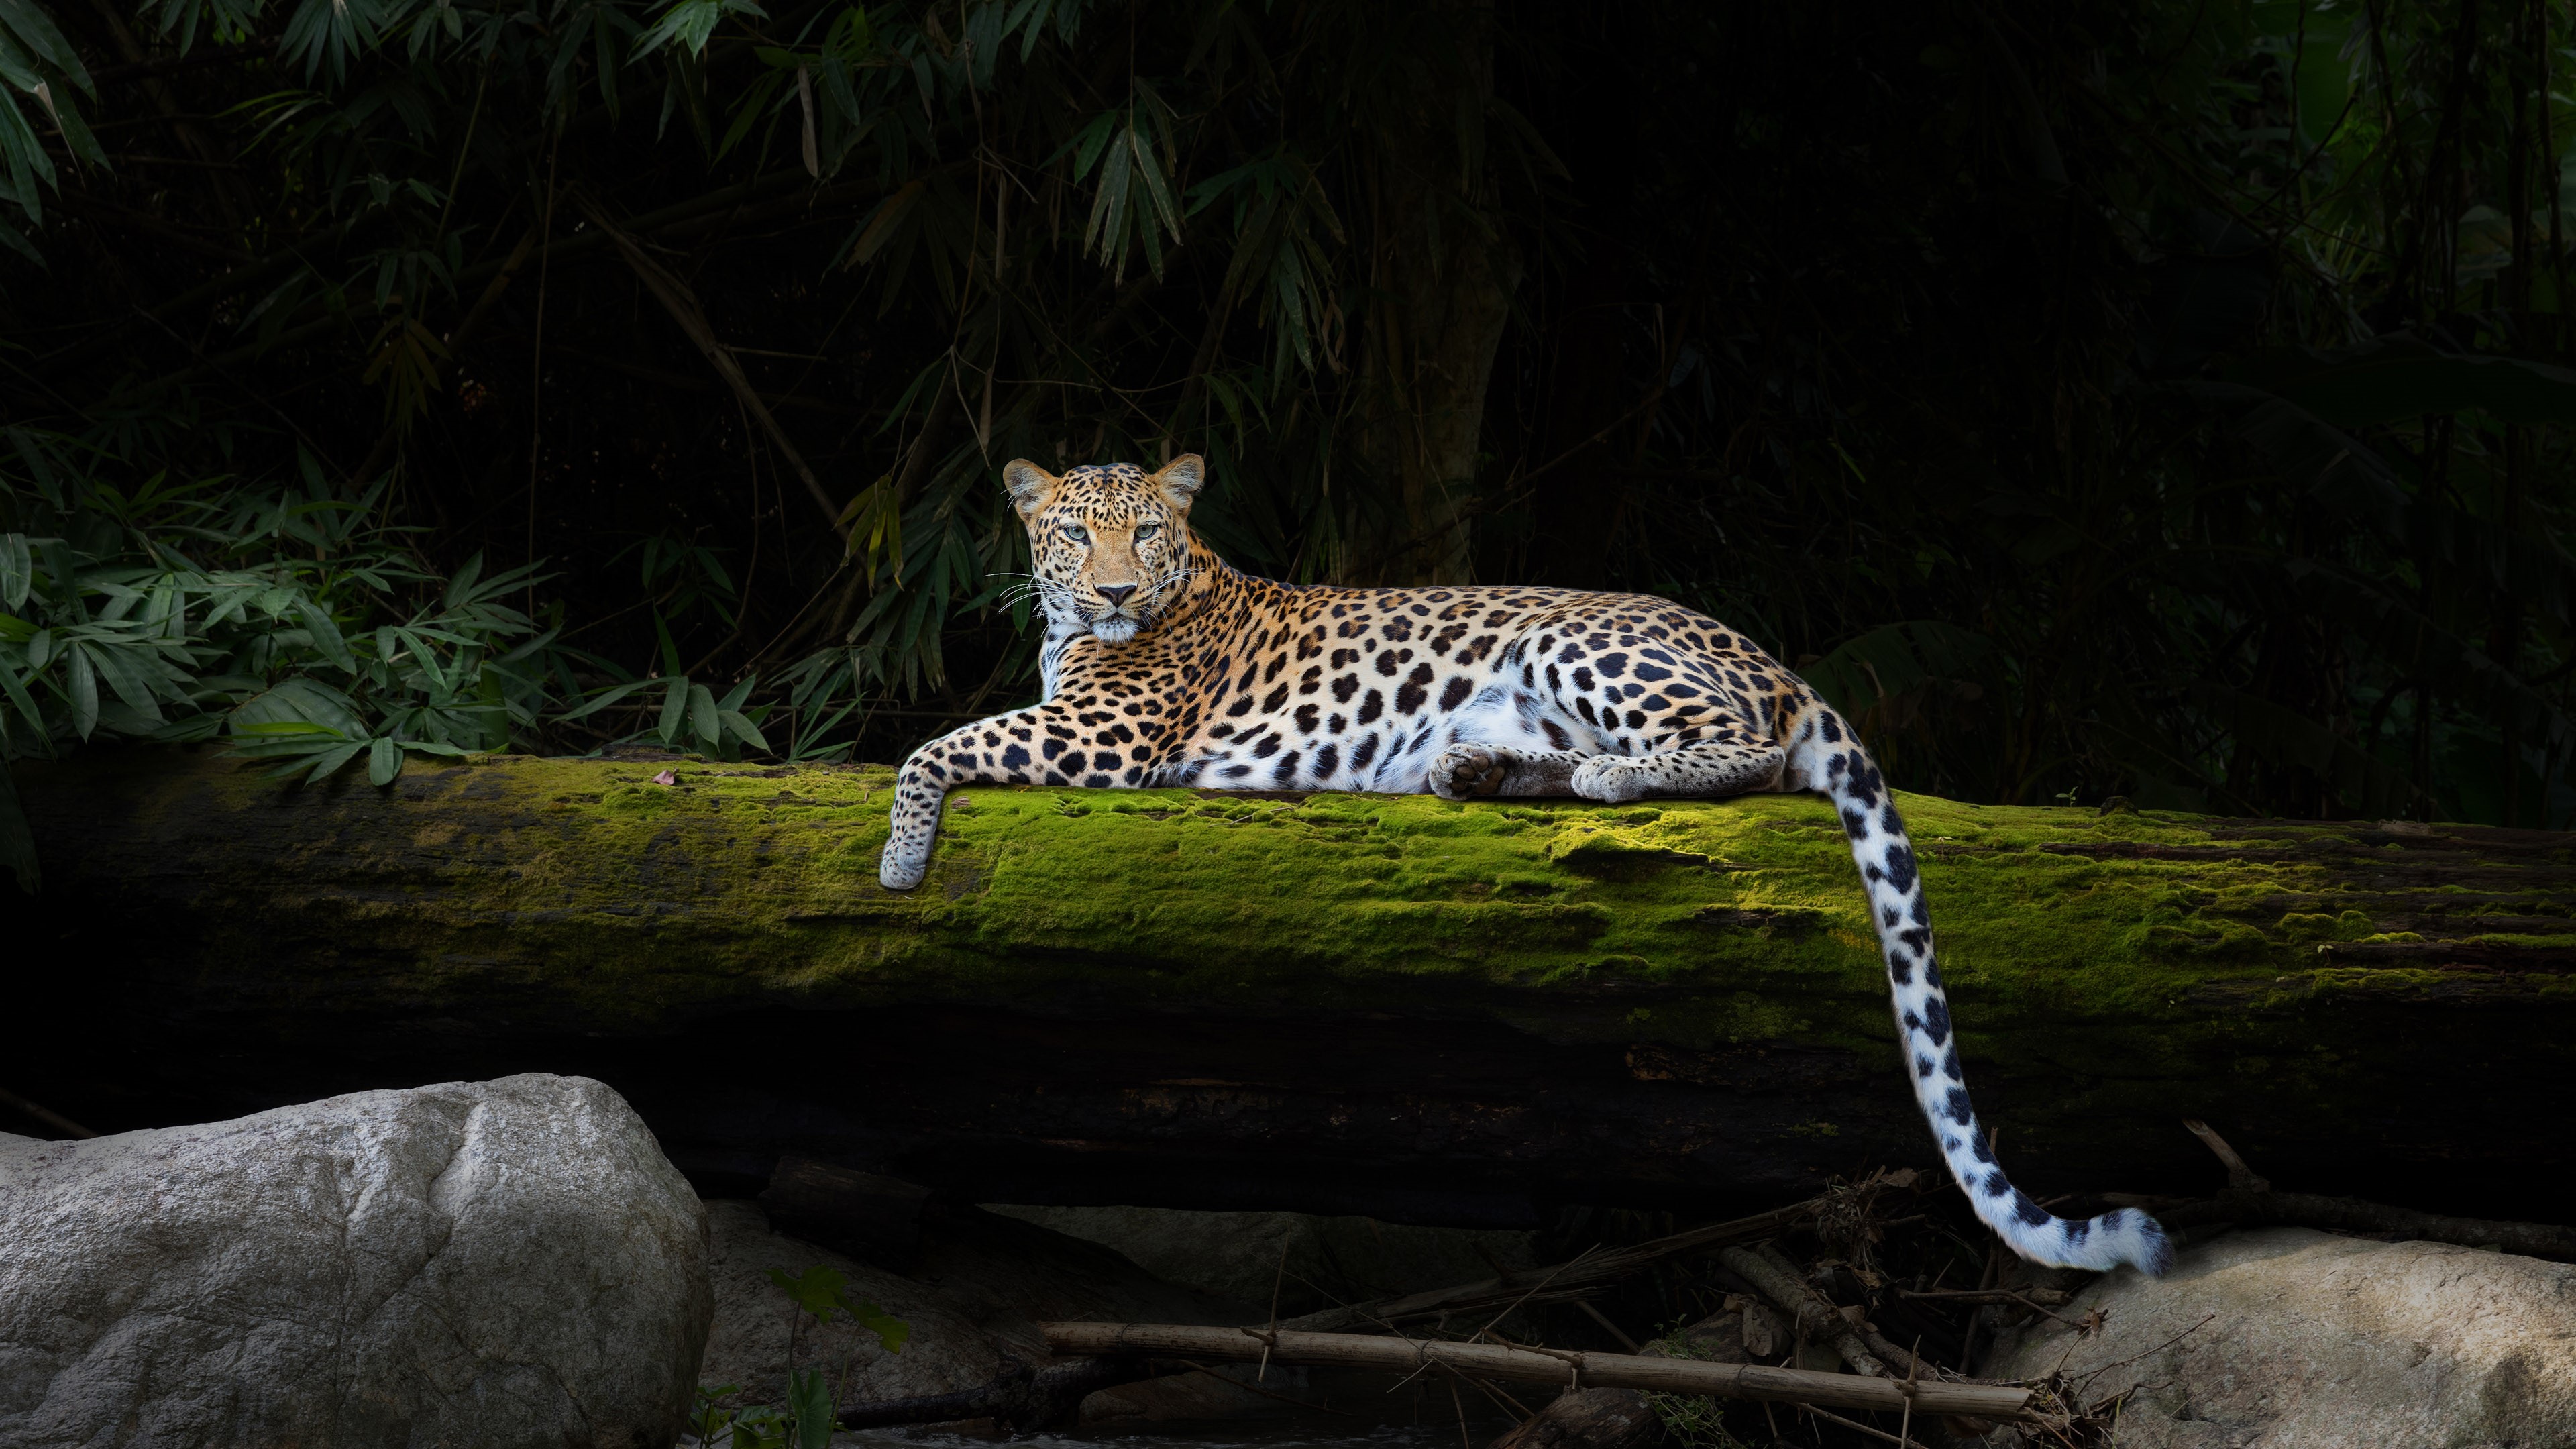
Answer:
1037, 1322, 2035, 1420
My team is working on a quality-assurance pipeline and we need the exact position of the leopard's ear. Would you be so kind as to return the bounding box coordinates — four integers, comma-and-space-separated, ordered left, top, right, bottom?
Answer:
1001, 459, 1059, 520
1152, 453, 1206, 511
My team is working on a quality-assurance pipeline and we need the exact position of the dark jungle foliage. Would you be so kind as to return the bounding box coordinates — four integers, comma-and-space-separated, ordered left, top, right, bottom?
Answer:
5, 0, 2575, 886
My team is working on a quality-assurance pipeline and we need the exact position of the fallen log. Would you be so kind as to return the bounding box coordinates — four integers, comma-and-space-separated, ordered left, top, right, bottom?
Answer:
9, 750, 2576, 1220
1037, 1321, 2036, 1420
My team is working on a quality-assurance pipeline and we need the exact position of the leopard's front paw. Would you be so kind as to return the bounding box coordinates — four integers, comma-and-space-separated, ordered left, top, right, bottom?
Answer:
1571, 755, 1646, 804
1430, 744, 1510, 800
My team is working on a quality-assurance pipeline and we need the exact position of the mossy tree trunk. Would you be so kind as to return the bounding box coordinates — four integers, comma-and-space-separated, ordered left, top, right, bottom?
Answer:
8, 750, 2573, 1223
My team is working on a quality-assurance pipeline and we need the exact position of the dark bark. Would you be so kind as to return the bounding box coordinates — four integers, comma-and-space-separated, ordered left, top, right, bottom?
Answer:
1349, 1, 1519, 586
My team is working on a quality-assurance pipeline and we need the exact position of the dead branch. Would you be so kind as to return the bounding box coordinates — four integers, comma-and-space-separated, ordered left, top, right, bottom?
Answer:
0, 1085, 99, 1138
2168, 1119, 2576, 1258
1038, 1321, 2036, 1421
2180, 1118, 2271, 1191
2158, 1189, 2576, 1259
1717, 1243, 1890, 1377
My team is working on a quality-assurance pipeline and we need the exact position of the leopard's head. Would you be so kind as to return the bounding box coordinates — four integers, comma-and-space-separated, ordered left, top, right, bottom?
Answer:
1002, 454, 1205, 645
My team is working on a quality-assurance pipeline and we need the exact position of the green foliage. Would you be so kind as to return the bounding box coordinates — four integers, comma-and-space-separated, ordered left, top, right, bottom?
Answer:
0, 431, 561, 780
0, 0, 107, 261
680, 1267, 905, 1448
6, 0, 2576, 832
1636, 1320, 1756, 1449
686, 1385, 796, 1449
764, 1264, 908, 1353
1642, 1392, 1753, 1449
1548, 0, 2576, 826
0, 422, 849, 874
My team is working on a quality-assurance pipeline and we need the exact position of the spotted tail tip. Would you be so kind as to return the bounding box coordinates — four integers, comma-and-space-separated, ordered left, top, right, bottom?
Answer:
2131, 1210, 2176, 1277
2021, 1205, 2174, 1276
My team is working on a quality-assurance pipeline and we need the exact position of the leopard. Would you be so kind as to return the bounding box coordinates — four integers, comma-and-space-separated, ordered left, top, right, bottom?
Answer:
877, 453, 2173, 1276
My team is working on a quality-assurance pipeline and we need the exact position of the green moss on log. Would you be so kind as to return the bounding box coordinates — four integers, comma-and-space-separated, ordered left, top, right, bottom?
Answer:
31, 751, 2574, 1107
20, 749, 2576, 1197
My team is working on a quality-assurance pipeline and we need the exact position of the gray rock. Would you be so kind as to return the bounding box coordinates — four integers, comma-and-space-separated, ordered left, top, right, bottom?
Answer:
699, 1199, 1005, 1415
1985, 1227, 2576, 1448
985, 1204, 1536, 1316
700, 1200, 1311, 1428
0, 1073, 710, 1449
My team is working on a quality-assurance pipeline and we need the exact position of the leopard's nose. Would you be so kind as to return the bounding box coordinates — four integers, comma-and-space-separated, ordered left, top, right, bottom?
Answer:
1096, 584, 1138, 607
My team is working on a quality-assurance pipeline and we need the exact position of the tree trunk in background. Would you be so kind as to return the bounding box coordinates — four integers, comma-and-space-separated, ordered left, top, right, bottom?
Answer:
1349, 0, 1519, 586
1523, 19, 1645, 591
9, 750, 2576, 1227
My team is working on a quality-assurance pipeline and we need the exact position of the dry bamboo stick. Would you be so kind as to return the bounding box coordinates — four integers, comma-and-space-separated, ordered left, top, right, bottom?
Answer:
1038, 1322, 2035, 1420
1718, 1244, 1890, 1377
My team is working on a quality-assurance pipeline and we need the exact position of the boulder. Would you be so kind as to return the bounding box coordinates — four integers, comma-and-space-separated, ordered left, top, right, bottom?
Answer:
987, 1203, 1537, 1316
698, 1199, 1313, 1425
0, 1073, 710, 1449
1985, 1226, 2576, 1448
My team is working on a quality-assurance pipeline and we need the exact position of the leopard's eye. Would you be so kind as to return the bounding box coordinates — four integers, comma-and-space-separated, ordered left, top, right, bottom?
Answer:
1063, 524, 1090, 545
1134, 523, 1161, 541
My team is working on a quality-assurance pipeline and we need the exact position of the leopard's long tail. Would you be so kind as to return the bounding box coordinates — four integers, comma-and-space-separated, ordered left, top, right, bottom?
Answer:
1787, 704, 2172, 1277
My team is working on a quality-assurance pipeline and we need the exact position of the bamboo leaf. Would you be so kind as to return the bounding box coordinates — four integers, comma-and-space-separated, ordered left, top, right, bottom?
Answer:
65, 641, 95, 739
0, 533, 28, 609
657, 675, 690, 745
301, 739, 367, 784
368, 733, 401, 786
298, 597, 356, 672
718, 708, 768, 749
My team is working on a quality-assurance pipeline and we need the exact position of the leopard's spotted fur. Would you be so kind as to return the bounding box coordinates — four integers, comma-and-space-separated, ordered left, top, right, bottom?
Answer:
881, 455, 2172, 1275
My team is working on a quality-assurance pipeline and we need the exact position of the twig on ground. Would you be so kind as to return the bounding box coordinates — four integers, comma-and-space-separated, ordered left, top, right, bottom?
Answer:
2180, 1119, 2271, 1192
2163, 1119, 2576, 1258
1577, 1299, 1642, 1352
0, 1086, 99, 1138
1039, 1321, 2037, 1420
1717, 1243, 1890, 1377
1799, 1401, 1924, 1448
2156, 1189, 2576, 1259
